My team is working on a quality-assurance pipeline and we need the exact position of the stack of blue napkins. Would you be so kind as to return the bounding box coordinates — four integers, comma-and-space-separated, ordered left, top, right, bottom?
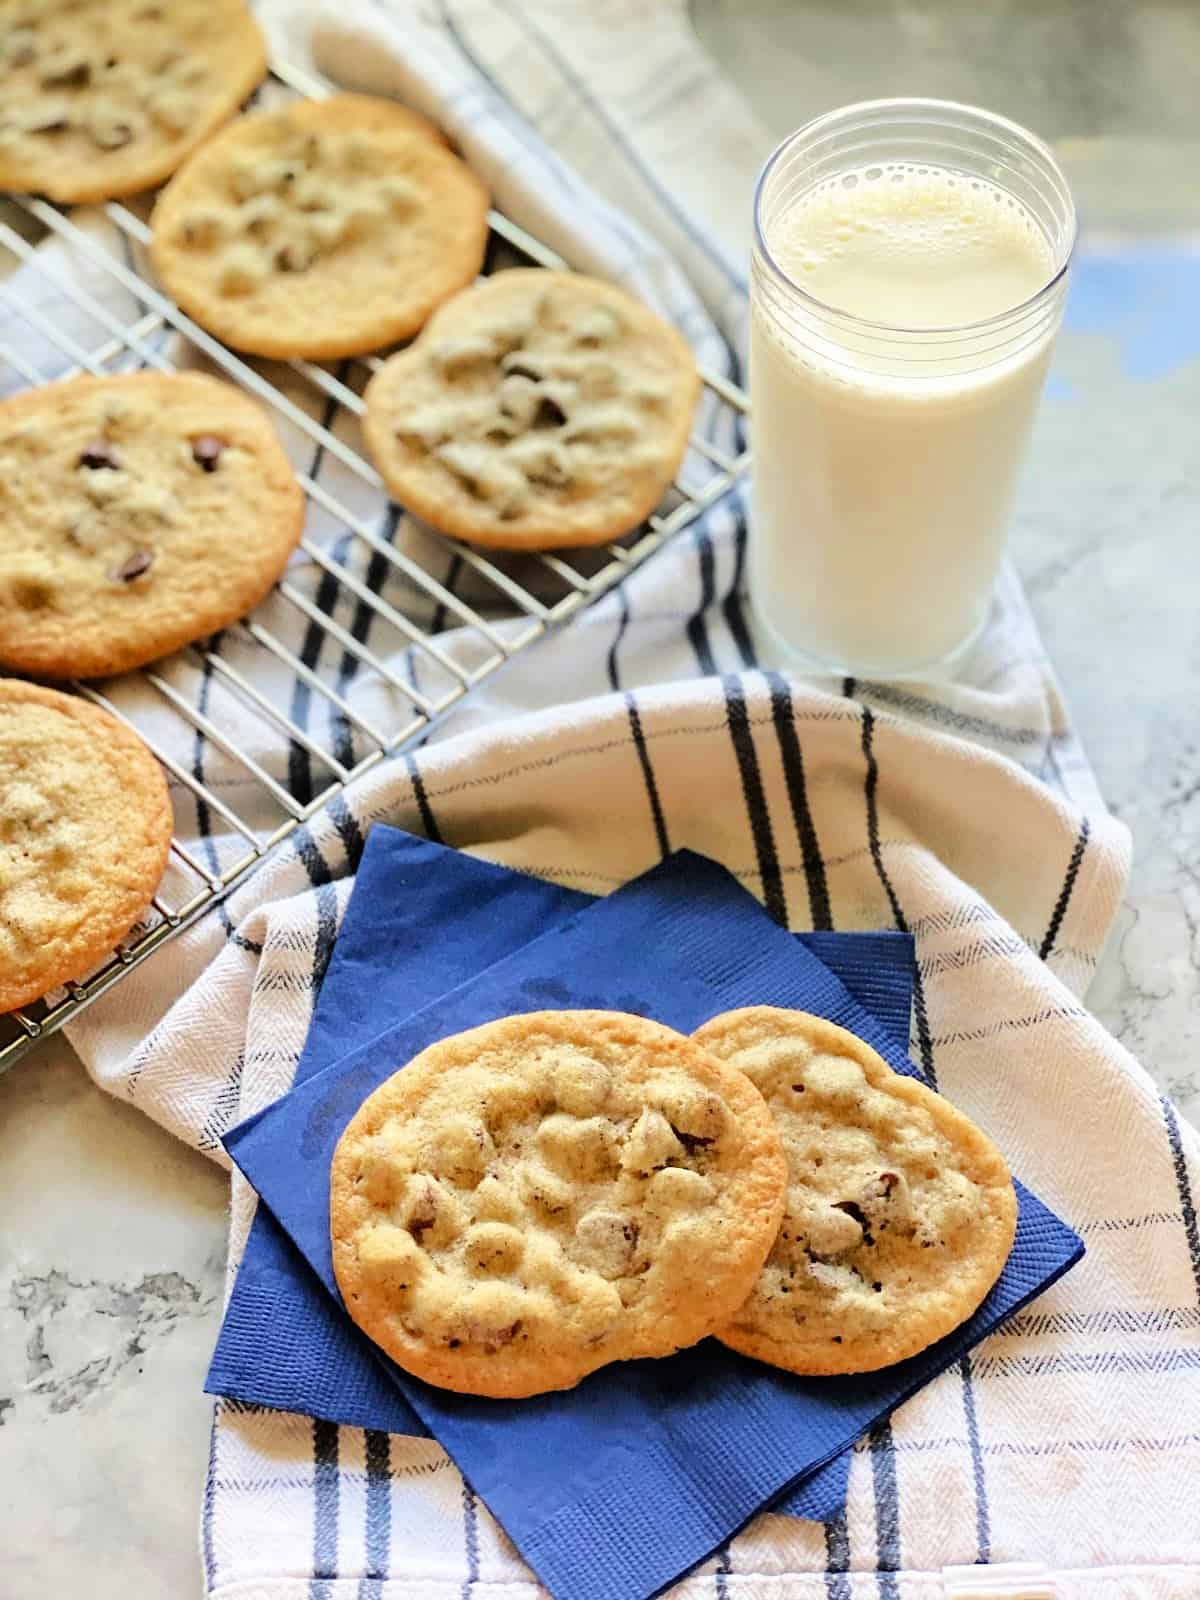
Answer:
214, 827, 1084, 1600
210, 830, 918, 1521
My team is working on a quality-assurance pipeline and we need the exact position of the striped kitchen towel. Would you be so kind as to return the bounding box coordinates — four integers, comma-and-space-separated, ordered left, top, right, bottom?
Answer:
2, 0, 1194, 1595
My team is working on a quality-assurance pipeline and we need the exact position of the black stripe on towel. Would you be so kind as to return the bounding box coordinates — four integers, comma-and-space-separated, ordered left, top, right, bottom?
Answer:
1162, 1095, 1200, 1306
608, 583, 632, 692
202, 1411, 219, 1592
860, 707, 904, 931
287, 604, 336, 808
431, 551, 465, 636
327, 793, 366, 874
686, 523, 719, 675
959, 1351, 991, 1561
292, 823, 335, 892
404, 751, 444, 844
289, 377, 349, 808
360, 1429, 391, 1596
765, 670, 831, 930
288, 816, 339, 1009
721, 493, 757, 669
714, 1539, 731, 1597
1038, 817, 1091, 960
822, 1510, 851, 1599
625, 691, 670, 857
860, 707, 936, 1085
179, 637, 257, 1141
460, 1480, 480, 1600
190, 633, 259, 954
869, 1419, 901, 1599
309, 1418, 339, 1598
331, 503, 403, 768
723, 675, 787, 926
310, 879, 341, 1017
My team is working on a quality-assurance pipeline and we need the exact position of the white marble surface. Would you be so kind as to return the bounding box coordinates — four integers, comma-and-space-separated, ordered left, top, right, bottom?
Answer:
0, 1040, 228, 1598
1015, 314, 1200, 1121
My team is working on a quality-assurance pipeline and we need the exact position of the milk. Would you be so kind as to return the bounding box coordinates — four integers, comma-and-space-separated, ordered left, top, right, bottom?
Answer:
751, 161, 1061, 675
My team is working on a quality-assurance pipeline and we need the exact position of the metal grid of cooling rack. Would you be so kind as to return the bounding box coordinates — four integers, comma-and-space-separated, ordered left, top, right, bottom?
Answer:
0, 57, 750, 1073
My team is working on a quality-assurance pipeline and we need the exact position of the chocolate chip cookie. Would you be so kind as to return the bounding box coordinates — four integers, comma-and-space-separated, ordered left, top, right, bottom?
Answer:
0, 679, 172, 1013
692, 1009, 1018, 1375
0, 371, 304, 680
361, 269, 701, 550
330, 1010, 787, 1398
0, 0, 267, 204
149, 94, 490, 360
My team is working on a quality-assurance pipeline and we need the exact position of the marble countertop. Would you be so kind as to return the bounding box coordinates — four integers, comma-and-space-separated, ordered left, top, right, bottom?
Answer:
1, 1041, 227, 1596
4, 8, 1200, 1595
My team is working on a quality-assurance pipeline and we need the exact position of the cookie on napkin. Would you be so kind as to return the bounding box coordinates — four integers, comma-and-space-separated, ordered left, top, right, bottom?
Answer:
0, 679, 172, 1013
0, 370, 305, 680
692, 1007, 1018, 1375
361, 268, 700, 549
330, 1009, 787, 1397
149, 93, 490, 360
0, 0, 267, 204
228, 848, 1084, 1600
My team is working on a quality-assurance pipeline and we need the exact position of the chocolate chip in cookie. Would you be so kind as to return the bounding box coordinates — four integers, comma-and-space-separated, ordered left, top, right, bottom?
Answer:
112, 549, 154, 582
190, 434, 225, 472
78, 439, 120, 470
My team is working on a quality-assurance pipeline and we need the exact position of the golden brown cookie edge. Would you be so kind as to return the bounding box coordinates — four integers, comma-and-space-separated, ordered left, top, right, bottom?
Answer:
148, 94, 490, 360
330, 1009, 787, 1397
693, 1006, 1019, 1376
0, 369, 306, 680
0, 2, 268, 204
360, 269, 701, 550
0, 678, 173, 1012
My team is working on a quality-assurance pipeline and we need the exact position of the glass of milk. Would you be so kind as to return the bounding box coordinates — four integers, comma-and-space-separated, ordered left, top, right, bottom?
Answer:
750, 99, 1076, 677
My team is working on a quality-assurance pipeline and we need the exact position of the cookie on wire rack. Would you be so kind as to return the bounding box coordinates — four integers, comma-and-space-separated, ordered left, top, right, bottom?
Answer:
0, 679, 172, 1015
149, 94, 490, 361
0, 0, 267, 204
0, 370, 305, 681
330, 1010, 787, 1398
692, 1008, 1018, 1376
362, 269, 701, 550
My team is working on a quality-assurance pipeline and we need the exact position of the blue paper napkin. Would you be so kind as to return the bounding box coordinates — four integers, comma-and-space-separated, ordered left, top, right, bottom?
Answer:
224, 845, 1084, 1600
210, 827, 917, 1522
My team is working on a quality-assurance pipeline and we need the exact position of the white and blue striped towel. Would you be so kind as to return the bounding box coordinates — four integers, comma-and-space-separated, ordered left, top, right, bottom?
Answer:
8, 0, 1196, 1594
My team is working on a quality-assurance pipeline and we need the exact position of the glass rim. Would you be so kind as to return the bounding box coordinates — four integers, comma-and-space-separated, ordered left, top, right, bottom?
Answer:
752, 96, 1077, 337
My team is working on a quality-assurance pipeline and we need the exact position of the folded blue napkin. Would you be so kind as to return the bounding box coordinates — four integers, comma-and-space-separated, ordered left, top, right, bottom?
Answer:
210, 827, 918, 1522
224, 842, 1084, 1600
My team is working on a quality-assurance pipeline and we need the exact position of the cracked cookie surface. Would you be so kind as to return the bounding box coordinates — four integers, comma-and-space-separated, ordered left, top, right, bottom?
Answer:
692, 1008, 1017, 1375
0, 0, 266, 204
330, 1010, 787, 1398
0, 678, 172, 1013
361, 269, 700, 549
149, 94, 490, 360
0, 371, 305, 680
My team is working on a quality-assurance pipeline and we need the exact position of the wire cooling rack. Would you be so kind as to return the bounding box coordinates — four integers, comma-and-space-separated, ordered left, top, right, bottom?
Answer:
0, 57, 750, 1073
